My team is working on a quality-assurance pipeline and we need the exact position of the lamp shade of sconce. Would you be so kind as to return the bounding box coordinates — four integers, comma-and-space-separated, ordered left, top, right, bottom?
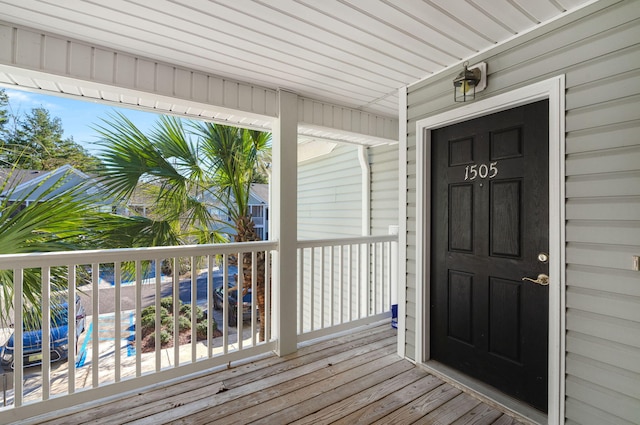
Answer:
453, 62, 487, 102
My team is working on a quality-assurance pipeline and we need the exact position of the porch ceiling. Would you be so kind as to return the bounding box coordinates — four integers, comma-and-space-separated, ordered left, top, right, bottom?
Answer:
0, 0, 592, 122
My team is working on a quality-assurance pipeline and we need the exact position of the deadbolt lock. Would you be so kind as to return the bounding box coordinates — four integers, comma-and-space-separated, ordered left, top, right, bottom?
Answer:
522, 273, 549, 286
537, 252, 549, 263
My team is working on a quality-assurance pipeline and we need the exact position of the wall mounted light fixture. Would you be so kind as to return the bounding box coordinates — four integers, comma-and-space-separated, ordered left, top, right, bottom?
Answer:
453, 61, 487, 102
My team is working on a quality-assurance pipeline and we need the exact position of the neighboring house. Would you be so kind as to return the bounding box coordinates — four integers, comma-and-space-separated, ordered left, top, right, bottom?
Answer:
0, 168, 48, 192
248, 183, 269, 240
0, 1, 638, 425
0, 164, 122, 213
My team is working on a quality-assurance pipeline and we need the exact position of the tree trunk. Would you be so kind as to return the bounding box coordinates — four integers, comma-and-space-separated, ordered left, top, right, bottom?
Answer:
234, 215, 268, 341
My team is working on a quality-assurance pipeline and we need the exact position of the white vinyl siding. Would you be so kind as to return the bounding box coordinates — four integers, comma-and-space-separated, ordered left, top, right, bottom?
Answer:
298, 144, 362, 239
370, 144, 399, 236
405, 1, 640, 423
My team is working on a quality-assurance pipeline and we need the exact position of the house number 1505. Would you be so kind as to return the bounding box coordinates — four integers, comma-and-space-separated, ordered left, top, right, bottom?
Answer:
464, 162, 498, 181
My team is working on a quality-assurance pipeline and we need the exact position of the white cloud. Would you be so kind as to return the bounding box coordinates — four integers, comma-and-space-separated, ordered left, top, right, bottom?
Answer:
5, 88, 60, 111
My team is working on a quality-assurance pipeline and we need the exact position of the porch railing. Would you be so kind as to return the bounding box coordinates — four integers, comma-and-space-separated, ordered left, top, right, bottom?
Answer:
0, 235, 396, 423
297, 235, 397, 342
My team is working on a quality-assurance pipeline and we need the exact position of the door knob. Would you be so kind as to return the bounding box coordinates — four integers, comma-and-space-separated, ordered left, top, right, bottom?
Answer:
522, 273, 549, 286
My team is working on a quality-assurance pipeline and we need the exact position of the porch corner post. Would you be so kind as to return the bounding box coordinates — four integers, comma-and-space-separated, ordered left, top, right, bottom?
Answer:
273, 89, 298, 356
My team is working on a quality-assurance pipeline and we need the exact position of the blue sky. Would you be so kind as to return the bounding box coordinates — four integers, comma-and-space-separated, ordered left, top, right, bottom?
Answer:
3, 87, 161, 154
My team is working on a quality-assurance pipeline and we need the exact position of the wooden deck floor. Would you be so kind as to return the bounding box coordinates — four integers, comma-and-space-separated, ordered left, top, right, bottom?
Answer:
32, 323, 531, 425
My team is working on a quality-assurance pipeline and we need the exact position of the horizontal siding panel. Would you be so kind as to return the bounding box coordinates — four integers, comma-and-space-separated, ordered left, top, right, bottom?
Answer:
566, 308, 640, 346
566, 353, 640, 400
370, 144, 398, 236
298, 208, 362, 218
566, 44, 640, 87
298, 144, 361, 239
488, 1, 638, 75
566, 95, 640, 132
488, 18, 640, 95
566, 146, 640, 176
565, 375, 640, 424
567, 287, 640, 322
566, 171, 640, 197
566, 197, 640, 221
567, 264, 640, 297
298, 186, 361, 198
566, 69, 640, 110
567, 243, 640, 270
567, 332, 640, 374
565, 398, 637, 425
566, 220, 640, 245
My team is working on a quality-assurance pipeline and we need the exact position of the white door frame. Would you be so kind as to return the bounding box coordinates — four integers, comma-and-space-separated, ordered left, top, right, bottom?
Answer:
414, 76, 566, 425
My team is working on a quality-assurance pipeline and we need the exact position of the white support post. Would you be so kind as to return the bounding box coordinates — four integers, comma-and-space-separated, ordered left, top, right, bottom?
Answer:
272, 89, 298, 356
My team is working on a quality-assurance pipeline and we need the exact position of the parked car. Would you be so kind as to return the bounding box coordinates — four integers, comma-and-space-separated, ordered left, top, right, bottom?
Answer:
1, 295, 86, 369
212, 282, 253, 325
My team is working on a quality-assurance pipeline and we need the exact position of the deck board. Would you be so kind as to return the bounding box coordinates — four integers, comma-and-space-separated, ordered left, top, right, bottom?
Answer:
31, 323, 532, 425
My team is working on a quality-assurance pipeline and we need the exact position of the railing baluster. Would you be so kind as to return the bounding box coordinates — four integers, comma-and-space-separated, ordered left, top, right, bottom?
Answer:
115, 262, 122, 380
191, 256, 197, 363
222, 254, 229, 355
154, 260, 161, 372
92, 263, 99, 387
135, 260, 142, 376
348, 245, 353, 323
207, 255, 214, 358
237, 251, 243, 351
251, 251, 257, 347
329, 246, 334, 327
172, 257, 179, 367
68, 264, 76, 394
310, 247, 315, 331
42, 267, 51, 400
320, 246, 325, 329
338, 245, 343, 325
265, 249, 270, 342
298, 248, 303, 334
14, 268, 23, 407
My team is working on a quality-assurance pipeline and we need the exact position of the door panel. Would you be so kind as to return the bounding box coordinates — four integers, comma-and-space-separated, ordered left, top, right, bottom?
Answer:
430, 100, 549, 411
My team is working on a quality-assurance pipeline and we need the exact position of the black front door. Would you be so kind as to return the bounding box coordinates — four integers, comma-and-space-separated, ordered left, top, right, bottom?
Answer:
430, 100, 549, 411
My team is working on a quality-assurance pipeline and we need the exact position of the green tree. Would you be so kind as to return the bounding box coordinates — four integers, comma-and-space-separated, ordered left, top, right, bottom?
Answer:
0, 89, 9, 166
95, 113, 272, 339
5, 106, 99, 172
192, 123, 271, 340
0, 89, 8, 136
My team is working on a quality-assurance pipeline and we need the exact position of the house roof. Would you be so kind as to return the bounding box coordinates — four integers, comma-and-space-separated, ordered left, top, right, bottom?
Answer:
0, 168, 48, 192
0, 1, 594, 121
0, 164, 114, 205
250, 184, 269, 205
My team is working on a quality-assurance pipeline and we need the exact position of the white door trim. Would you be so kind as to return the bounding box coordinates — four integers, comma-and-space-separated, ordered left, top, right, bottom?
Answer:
415, 76, 566, 425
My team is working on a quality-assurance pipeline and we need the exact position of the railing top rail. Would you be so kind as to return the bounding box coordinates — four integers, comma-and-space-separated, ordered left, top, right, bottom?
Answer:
0, 240, 278, 269
0, 234, 399, 269
296, 234, 398, 249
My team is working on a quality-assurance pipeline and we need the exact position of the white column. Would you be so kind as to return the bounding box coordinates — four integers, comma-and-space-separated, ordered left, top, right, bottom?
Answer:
272, 89, 298, 356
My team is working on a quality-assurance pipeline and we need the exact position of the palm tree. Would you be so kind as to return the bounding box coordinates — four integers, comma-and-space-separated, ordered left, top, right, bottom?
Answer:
192, 123, 271, 340
0, 166, 113, 328
95, 113, 272, 339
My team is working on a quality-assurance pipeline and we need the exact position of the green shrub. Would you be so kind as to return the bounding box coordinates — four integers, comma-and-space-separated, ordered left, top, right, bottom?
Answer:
139, 298, 218, 351
160, 297, 176, 311
179, 304, 205, 322
196, 321, 208, 340
178, 315, 191, 332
